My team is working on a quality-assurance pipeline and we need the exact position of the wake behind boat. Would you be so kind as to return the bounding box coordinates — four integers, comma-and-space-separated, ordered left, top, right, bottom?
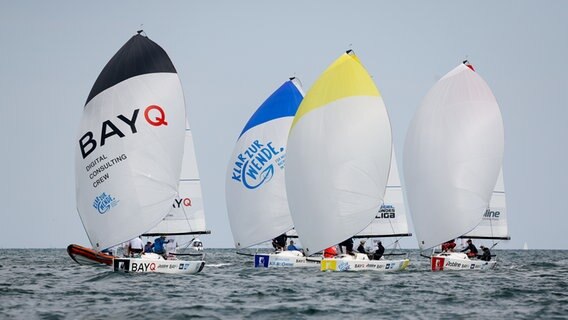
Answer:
68, 31, 205, 274
404, 61, 507, 271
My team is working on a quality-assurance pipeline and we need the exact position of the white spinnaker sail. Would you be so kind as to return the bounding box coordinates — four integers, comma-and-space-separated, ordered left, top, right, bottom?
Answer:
356, 150, 410, 237
144, 126, 207, 235
286, 52, 392, 256
75, 34, 185, 250
404, 63, 504, 250
226, 79, 304, 249
462, 168, 509, 239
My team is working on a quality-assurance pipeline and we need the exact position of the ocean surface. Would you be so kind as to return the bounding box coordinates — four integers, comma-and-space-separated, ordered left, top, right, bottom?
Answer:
0, 249, 567, 319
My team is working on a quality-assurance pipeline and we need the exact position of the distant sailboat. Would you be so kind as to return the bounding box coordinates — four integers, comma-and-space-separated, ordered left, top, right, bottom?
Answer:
404, 61, 505, 271
225, 78, 316, 267
68, 31, 205, 274
286, 50, 409, 272
523, 242, 529, 250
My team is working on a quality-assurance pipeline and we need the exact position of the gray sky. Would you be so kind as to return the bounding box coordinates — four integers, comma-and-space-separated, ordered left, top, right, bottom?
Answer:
1, 1, 566, 249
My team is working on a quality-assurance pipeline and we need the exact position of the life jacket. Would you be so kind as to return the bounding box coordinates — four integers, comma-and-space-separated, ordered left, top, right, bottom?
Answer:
324, 246, 337, 258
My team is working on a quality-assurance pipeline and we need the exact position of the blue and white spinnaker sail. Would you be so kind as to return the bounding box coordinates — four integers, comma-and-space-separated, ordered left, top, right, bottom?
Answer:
226, 78, 303, 249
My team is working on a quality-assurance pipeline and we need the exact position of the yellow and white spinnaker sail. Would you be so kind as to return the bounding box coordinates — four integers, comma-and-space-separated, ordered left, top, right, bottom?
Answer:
285, 51, 392, 256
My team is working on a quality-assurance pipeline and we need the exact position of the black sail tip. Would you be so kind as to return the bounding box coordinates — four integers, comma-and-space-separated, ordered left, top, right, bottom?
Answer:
85, 34, 177, 106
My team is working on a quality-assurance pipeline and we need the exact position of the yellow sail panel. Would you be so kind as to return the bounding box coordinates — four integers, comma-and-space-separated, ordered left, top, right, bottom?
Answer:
291, 52, 381, 128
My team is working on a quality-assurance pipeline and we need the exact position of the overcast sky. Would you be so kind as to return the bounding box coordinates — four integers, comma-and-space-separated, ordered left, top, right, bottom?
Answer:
1, 1, 566, 249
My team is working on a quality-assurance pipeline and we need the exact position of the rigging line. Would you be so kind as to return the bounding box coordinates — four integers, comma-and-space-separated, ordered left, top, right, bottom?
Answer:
171, 190, 195, 243
487, 206, 496, 247
419, 250, 432, 259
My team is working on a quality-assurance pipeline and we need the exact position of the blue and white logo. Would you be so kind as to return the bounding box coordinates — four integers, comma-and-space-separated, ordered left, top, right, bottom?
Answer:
254, 255, 270, 268
93, 192, 119, 214
231, 140, 285, 189
338, 261, 350, 271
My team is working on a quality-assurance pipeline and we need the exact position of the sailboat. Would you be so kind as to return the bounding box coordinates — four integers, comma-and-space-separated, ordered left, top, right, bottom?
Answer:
143, 123, 211, 253
67, 31, 205, 274
225, 78, 317, 267
404, 61, 505, 271
286, 50, 410, 272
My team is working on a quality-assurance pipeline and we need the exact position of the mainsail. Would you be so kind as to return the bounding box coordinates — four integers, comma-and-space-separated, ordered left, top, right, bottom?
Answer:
356, 150, 411, 238
144, 124, 209, 236
462, 168, 510, 240
226, 78, 304, 249
403, 63, 504, 250
286, 51, 392, 256
75, 33, 186, 251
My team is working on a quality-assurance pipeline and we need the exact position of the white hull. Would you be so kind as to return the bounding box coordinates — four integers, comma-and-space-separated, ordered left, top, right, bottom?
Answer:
113, 253, 205, 274
431, 252, 496, 271
254, 251, 320, 268
321, 253, 409, 272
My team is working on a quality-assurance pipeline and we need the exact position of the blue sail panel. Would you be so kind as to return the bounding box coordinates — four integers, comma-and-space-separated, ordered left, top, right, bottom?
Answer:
239, 80, 303, 138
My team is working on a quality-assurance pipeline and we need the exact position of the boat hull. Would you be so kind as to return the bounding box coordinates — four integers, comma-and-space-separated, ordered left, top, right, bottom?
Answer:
321, 256, 410, 272
67, 244, 115, 266
254, 252, 320, 268
113, 257, 205, 274
431, 252, 496, 271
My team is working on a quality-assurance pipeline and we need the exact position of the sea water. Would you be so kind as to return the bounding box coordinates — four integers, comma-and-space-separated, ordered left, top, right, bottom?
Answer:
0, 249, 566, 319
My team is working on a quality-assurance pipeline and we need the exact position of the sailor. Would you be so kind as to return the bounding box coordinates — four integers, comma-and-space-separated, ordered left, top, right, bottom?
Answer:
287, 240, 298, 251
442, 239, 456, 252
128, 236, 144, 257
357, 240, 367, 254
372, 241, 385, 260
144, 241, 153, 253
339, 238, 354, 255
272, 233, 287, 251
479, 246, 491, 261
461, 239, 478, 258
323, 246, 338, 258
153, 235, 168, 255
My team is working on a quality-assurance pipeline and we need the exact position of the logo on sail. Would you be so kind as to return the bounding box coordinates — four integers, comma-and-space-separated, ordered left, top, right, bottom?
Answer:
483, 209, 501, 220
79, 105, 169, 159
231, 140, 285, 189
377, 204, 396, 219
173, 197, 192, 208
93, 192, 119, 214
